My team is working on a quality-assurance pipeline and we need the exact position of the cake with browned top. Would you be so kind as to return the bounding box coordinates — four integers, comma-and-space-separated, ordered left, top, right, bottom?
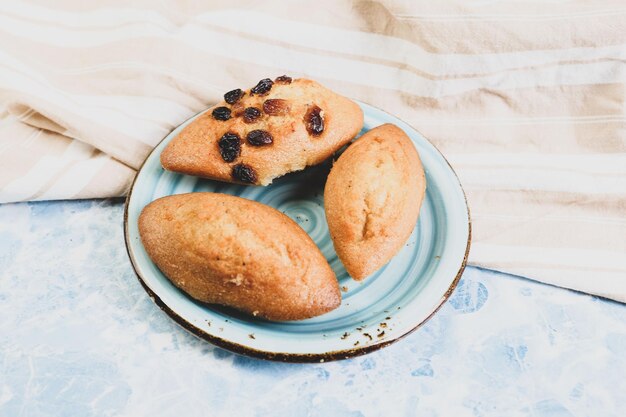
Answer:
324, 124, 427, 280
161, 76, 363, 185
139, 192, 341, 321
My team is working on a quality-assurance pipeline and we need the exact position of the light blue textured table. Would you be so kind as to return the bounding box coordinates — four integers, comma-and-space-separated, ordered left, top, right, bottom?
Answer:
0, 199, 624, 417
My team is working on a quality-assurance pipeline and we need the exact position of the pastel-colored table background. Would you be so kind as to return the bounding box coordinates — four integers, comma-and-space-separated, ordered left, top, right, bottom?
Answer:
1, 199, 625, 417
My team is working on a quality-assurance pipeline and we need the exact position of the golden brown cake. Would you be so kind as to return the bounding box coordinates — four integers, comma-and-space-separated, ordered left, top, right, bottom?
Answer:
138, 192, 341, 321
324, 124, 426, 280
161, 76, 363, 185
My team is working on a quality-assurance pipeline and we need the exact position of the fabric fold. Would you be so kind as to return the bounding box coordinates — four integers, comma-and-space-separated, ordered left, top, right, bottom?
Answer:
0, 0, 624, 301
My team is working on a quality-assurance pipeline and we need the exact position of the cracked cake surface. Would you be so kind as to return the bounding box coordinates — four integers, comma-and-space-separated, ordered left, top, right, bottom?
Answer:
324, 124, 427, 280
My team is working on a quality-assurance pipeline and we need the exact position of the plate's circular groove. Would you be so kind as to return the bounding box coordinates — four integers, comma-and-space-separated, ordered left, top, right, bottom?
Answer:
124, 101, 471, 362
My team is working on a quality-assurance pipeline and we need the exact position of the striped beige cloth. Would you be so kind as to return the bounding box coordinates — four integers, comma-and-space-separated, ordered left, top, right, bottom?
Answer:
1, 1, 625, 301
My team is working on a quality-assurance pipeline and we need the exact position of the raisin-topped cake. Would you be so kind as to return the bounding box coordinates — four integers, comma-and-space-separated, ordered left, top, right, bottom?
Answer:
161, 76, 364, 185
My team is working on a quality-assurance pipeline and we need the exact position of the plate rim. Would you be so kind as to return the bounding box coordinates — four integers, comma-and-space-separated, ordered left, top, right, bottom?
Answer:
123, 101, 471, 363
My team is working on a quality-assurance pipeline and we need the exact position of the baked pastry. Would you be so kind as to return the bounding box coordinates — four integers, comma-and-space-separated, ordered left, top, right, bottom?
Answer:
138, 192, 340, 321
161, 76, 363, 185
324, 124, 426, 280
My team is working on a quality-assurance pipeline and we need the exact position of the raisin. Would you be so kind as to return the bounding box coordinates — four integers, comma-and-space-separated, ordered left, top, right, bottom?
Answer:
212, 106, 231, 121
232, 164, 257, 183
243, 107, 261, 123
304, 105, 324, 136
218, 132, 241, 162
275, 75, 292, 84
250, 78, 273, 95
263, 99, 290, 115
246, 130, 273, 146
224, 88, 244, 104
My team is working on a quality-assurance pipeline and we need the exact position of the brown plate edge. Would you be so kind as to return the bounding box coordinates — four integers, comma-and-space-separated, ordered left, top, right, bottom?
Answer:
122, 105, 472, 363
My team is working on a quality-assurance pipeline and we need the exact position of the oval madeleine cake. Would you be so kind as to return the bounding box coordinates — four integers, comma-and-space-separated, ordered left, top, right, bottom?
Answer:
161, 76, 363, 186
138, 192, 341, 321
324, 123, 427, 280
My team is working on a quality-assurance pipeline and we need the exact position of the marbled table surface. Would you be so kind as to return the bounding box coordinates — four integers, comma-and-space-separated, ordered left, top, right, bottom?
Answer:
0, 199, 624, 417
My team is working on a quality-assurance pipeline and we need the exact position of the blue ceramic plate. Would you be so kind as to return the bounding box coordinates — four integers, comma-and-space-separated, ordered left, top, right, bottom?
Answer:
124, 102, 470, 362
